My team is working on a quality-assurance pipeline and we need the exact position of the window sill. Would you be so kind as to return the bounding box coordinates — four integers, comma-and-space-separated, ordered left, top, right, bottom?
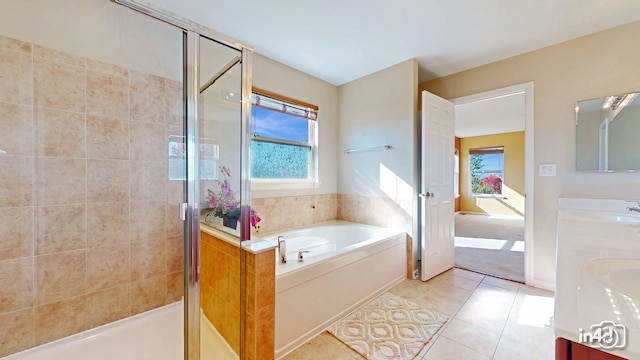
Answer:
251, 179, 319, 191
470, 194, 505, 199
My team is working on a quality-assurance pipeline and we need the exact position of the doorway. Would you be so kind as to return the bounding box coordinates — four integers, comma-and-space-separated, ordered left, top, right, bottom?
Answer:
451, 83, 534, 284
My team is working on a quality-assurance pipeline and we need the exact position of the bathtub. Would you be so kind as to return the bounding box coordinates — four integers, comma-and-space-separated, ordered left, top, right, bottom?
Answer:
261, 220, 407, 359
3, 301, 236, 360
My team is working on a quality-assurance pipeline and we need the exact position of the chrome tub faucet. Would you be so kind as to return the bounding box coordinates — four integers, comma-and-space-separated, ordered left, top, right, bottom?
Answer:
626, 200, 640, 213
278, 236, 287, 264
297, 250, 310, 262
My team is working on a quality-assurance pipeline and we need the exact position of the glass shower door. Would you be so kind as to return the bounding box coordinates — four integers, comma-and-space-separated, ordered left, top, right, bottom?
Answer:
0, 1, 252, 358
0, 0, 186, 358
188, 33, 248, 360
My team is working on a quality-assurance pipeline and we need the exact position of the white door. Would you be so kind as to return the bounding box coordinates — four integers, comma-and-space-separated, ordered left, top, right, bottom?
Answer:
421, 91, 455, 281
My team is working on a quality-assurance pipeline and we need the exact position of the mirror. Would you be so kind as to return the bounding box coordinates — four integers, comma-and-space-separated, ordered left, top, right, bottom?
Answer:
576, 91, 640, 172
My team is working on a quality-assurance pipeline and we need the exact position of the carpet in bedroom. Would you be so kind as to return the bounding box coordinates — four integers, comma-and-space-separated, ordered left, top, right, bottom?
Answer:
454, 213, 525, 282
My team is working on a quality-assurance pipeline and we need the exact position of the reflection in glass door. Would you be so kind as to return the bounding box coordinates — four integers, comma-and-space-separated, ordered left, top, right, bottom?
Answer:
0, 0, 185, 359
0, 1, 253, 359
188, 34, 245, 360
184, 29, 253, 360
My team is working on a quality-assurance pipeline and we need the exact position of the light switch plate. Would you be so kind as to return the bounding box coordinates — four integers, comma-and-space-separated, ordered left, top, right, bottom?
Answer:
539, 163, 556, 177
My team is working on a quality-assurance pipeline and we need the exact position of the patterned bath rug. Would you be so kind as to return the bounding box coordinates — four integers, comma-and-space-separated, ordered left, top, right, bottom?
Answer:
327, 292, 448, 360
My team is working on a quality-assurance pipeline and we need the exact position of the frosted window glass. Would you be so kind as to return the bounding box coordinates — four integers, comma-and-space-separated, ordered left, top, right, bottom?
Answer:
251, 141, 309, 179
168, 141, 218, 180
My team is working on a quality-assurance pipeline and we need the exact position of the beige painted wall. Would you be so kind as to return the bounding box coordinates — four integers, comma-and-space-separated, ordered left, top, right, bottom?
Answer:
421, 20, 640, 287
252, 53, 339, 198
338, 59, 418, 199
460, 132, 525, 216
0, 0, 182, 81
338, 59, 419, 268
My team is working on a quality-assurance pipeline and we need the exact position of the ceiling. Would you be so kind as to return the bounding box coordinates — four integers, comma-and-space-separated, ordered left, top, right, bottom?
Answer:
455, 92, 525, 138
146, 0, 640, 86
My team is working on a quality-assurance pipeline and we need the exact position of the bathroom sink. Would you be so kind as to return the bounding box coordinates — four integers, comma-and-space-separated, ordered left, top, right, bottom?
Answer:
585, 258, 640, 299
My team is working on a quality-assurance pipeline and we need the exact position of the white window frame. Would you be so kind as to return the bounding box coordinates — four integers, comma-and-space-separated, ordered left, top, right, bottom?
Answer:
250, 89, 319, 190
468, 147, 505, 198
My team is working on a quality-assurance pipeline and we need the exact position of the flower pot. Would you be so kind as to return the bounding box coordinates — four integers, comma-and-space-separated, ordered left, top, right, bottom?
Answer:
222, 217, 238, 229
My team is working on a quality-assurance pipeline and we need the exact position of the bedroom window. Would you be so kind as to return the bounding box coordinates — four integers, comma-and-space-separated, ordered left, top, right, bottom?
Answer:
469, 147, 504, 196
250, 88, 318, 186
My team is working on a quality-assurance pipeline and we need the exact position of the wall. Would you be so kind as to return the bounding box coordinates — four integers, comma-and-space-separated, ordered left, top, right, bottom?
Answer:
0, 35, 183, 357
420, 20, 640, 286
337, 59, 418, 271
252, 54, 339, 199
251, 195, 337, 235
201, 230, 241, 354
0, 0, 182, 81
250, 54, 340, 233
198, 50, 244, 216
0, 1, 185, 357
459, 132, 525, 216
200, 227, 275, 360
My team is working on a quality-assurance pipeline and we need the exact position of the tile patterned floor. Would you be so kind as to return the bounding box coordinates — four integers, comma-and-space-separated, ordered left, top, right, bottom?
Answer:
282, 268, 555, 360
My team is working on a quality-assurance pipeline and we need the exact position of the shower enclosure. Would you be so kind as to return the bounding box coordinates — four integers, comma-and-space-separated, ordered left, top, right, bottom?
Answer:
0, 0, 252, 359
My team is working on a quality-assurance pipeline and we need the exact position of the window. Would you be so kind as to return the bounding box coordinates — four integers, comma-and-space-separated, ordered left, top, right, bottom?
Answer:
250, 88, 318, 183
469, 147, 504, 196
167, 135, 218, 181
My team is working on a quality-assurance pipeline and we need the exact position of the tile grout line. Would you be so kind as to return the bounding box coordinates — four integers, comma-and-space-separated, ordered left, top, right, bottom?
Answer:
83, 55, 89, 332
421, 272, 487, 359
425, 273, 526, 360
489, 283, 521, 359
29, 38, 36, 351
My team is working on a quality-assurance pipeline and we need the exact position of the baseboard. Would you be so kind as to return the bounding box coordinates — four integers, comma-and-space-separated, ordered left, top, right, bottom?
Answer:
458, 211, 524, 219
526, 277, 555, 292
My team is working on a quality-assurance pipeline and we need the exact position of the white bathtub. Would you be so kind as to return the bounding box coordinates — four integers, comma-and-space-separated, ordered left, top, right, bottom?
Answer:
2, 301, 236, 360
261, 221, 407, 359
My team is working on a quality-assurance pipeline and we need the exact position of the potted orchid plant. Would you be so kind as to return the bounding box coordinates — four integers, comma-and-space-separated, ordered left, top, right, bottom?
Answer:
202, 166, 261, 230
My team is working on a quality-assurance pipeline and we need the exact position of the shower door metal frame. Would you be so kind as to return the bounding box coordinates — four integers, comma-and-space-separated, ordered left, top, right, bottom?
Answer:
184, 30, 201, 360
111, 2, 253, 359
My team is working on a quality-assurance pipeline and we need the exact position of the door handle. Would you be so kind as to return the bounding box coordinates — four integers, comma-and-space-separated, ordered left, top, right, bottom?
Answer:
419, 192, 435, 198
177, 202, 187, 221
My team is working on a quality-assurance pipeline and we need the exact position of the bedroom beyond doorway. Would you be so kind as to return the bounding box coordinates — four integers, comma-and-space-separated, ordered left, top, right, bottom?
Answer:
454, 213, 524, 282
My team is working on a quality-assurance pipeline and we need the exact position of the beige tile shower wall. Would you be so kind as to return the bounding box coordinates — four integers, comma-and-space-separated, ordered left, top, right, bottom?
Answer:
250, 194, 337, 235
0, 35, 184, 357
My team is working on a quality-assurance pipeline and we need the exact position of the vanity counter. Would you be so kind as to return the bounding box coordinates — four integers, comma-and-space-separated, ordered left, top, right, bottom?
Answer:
555, 198, 640, 359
